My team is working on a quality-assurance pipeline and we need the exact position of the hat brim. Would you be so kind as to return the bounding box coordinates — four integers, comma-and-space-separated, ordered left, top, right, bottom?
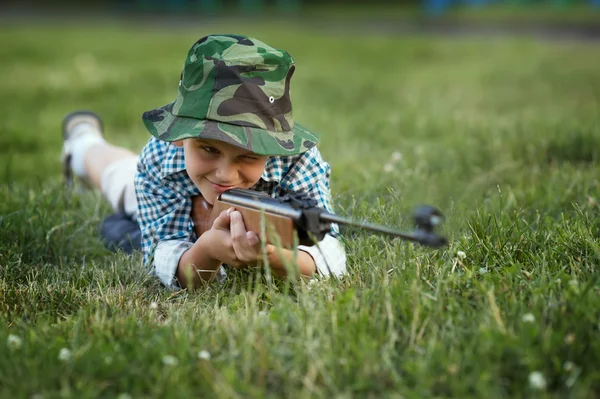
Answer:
142, 102, 318, 156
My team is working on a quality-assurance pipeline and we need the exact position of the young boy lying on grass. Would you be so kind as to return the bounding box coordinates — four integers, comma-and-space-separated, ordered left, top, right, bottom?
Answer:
61, 34, 346, 290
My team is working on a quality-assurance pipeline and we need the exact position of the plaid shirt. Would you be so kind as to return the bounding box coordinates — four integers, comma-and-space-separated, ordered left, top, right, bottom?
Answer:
135, 137, 346, 288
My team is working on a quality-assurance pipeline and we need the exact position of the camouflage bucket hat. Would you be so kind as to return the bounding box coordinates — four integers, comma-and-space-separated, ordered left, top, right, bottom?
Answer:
142, 34, 318, 156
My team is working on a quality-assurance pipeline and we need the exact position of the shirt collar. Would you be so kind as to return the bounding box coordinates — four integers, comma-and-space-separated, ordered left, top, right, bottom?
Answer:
260, 157, 283, 183
159, 143, 186, 179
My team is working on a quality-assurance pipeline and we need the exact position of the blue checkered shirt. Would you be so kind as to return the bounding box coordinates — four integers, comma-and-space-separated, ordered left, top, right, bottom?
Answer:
134, 137, 346, 288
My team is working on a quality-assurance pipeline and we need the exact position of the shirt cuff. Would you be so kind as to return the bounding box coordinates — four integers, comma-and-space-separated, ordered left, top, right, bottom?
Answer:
153, 240, 193, 290
153, 240, 228, 290
297, 234, 347, 277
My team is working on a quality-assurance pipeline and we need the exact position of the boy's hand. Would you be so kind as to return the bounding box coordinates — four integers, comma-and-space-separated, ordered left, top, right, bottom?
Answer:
229, 210, 275, 267
206, 209, 275, 267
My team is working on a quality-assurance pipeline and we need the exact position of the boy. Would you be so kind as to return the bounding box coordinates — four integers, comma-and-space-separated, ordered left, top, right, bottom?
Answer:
62, 34, 346, 290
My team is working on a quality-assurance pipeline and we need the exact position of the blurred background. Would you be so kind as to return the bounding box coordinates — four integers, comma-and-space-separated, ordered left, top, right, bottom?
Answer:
2, 0, 600, 24
2, 0, 599, 48
1, 0, 599, 208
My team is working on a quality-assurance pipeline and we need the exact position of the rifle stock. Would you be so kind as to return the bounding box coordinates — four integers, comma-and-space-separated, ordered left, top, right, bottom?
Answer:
191, 194, 302, 248
212, 200, 297, 248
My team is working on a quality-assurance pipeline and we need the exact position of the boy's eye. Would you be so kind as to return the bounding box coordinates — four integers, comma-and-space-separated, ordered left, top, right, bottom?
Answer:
201, 146, 220, 154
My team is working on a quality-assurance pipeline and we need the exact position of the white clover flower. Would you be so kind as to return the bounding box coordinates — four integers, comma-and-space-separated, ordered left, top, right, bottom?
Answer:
478, 267, 488, 274
58, 348, 72, 362
563, 361, 575, 372
564, 333, 576, 345
162, 354, 178, 366
7, 334, 22, 350
522, 313, 536, 323
383, 163, 394, 173
198, 350, 211, 361
307, 278, 320, 291
391, 151, 403, 162
456, 251, 466, 259
150, 302, 158, 310
528, 371, 547, 390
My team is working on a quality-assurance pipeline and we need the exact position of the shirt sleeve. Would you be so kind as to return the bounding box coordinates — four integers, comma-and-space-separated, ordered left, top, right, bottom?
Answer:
279, 147, 347, 276
134, 140, 195, 274
154, 240, 227, 290
298, 234, 346, 277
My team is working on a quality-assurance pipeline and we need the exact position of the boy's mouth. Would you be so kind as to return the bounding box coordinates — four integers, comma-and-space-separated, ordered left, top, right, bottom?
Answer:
207, 179, 236, 194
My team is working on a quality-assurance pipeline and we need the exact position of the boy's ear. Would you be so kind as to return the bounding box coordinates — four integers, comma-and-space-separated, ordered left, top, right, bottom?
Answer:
172, 140, 184, 147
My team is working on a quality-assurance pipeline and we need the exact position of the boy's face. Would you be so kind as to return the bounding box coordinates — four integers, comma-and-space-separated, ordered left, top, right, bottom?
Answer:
174, 138, 268, 205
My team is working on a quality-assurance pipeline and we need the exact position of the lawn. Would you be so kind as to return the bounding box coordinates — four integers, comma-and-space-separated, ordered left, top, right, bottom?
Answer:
1, 18, 599, 398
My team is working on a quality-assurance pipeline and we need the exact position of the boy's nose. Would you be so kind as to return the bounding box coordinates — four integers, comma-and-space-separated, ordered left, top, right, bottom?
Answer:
214, 163, 238, 183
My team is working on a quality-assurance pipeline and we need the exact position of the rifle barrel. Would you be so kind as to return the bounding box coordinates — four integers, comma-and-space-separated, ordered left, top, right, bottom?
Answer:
320, 213, 421, 242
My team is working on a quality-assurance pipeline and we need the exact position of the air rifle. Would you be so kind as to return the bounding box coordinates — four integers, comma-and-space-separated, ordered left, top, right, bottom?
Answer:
197, 188, 448, 249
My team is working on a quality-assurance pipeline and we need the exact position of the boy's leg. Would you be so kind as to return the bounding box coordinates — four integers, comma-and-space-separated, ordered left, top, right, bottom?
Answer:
99, 155, 139, 219
100, 159, 141, 253
62, 111, 139, 219
63, 111, 142, 253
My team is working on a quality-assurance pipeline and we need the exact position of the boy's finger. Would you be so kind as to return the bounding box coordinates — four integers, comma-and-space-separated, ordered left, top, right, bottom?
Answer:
211, 209, 231, 230
246, 231, 259, 247
231, 211, 261, 262
229, 211, 247, 242
264, 244, 276, 256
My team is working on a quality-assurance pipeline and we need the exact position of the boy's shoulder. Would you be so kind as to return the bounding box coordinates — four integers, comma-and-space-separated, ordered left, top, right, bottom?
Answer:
138, 137, 185, 178
139, 136, 169, 160
136, 138, 197, 197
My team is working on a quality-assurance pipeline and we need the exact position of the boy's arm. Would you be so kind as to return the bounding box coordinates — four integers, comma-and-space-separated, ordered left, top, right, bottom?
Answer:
276, 147, 347, 277
135, 140, 200, 289
264, 248, 317, 278
176, 232, 223, 288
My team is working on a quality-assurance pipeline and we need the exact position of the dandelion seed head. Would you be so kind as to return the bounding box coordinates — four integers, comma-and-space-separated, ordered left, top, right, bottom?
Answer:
528, 371, 547, 390
162, 354, 178, 366
58, 348, 72, 362
522, 313, 536, 323
7, 334, 22, 350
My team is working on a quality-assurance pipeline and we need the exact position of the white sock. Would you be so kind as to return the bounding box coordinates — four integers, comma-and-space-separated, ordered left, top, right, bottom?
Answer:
68, 123, 105, 178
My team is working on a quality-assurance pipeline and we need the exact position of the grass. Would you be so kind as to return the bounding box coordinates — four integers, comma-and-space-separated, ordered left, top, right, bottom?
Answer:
1, 18, 600, 398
